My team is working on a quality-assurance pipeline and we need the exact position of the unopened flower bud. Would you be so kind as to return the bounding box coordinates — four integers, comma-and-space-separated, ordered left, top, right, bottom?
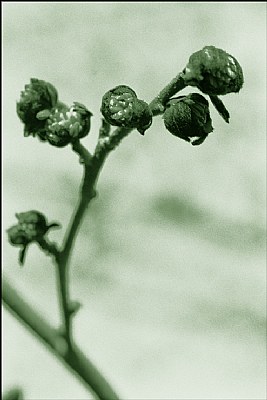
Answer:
182, 46, 244, 95
15, 210, 48, 238
45, 102, 92, 147
163, 93, 213, 145
17, 78, 58, 137
7, 210, 51, 244
101, 85, 152, 134
7, 211, 59, 265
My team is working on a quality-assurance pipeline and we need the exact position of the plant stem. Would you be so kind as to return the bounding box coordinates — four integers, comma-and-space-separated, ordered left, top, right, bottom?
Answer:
4, 69, 188, 399
149, 72, 186, 115
56, 262, 72, 348
72, 140, 93, 165
2, 277, 120, 400
49, 71, 187, 357
37, 237, 60, 259
57, 156, 104, 345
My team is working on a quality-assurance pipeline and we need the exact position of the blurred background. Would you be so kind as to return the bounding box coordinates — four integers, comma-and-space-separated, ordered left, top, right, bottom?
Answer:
2, 2, 266, 399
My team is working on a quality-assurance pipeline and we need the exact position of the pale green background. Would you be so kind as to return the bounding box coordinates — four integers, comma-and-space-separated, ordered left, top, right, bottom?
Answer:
3, 2, 266, 399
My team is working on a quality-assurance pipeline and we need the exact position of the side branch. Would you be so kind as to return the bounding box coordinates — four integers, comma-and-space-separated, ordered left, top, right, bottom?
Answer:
4, 68, 189, 399
149, 73, 186, 115
2, 278, 119, 400
56, 160, 103, 348
37, 237, 60, 260
72, 140, 93, 165
95, 74, 187, 159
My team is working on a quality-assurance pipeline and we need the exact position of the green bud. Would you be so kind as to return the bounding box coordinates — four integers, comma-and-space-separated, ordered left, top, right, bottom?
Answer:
17, 78, 58, 137
182, 46, 244, 95
163, 93, 214, 145
7, 210, 59, 265
7, 211, 59, 265
101, 85, 152, 134
15, 210, 48, 238
45, 102, 92, 147
7, 211, 49, 245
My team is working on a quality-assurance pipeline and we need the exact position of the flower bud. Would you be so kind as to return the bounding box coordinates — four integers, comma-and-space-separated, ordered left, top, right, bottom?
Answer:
44, 102, 93, 147
163, 93, 214, 145
182, 46, 244, 95
17, 78, 58, 137
7, 210, 50, 245
7, 211, 59, 265
15, 210, 48, 238
101, 85, 152, 134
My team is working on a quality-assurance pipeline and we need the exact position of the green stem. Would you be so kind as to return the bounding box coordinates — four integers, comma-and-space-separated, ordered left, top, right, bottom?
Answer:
2, 277, 119, 400
5, 68, 188, 399
37, 237, 60, 259
56, 158, 104, 349
72, 140, 93, 165
149, 72, 186, 115
56, 262, 72, 348
56, 72, 187, 348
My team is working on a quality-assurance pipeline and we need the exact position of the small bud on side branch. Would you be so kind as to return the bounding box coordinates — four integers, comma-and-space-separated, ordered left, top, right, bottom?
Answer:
17, 80, 93, 147
7, 211, 60, 264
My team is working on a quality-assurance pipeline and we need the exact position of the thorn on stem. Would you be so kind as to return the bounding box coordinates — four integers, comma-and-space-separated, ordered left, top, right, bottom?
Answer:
91, 189, 98, 199
68, 301, 82, 316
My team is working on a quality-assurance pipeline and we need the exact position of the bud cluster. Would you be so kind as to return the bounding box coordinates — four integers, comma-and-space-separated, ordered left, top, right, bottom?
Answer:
16, 46, 244, 151
162, 46, 244, 145
16, 79, 92, 147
